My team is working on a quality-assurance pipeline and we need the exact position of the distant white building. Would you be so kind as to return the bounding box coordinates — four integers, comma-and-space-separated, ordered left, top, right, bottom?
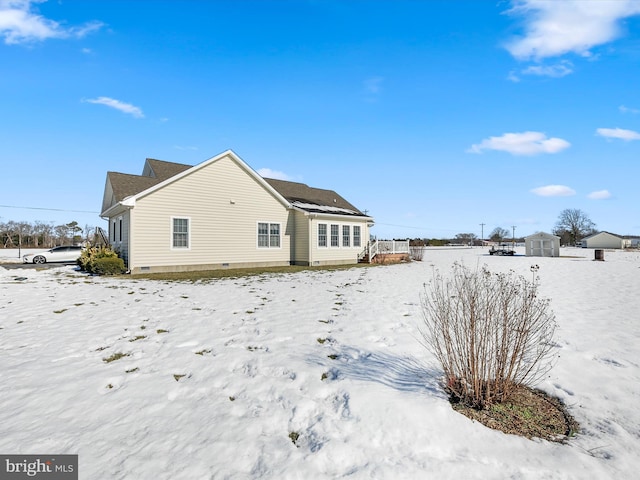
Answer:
525, 232, 560, 257
622, 236, 640, 249
582, 231, 623, 249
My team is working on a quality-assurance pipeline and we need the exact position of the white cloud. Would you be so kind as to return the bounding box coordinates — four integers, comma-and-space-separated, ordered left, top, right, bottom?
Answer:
257, 168, 292, 181
588, 190, 612, 200
619, 105, 640, 114
505, 0, 640, 60
84, 97, 144, 118
467, 131, 570, 156
520, 61, 573, 78
0, 0, 103, 45
596, 127, 640, 141
506, 70, 521, 82
531, 185, 576, 197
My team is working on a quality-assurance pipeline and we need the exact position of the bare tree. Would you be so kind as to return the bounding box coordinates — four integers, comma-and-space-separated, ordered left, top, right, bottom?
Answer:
553, 209, 596, 246
38, 222, 55, 247
454, 233, 477, 245
420, 263, 557, 409
0, 220, 96, 248
54, 224, 69, 245
489, 227, 510, 242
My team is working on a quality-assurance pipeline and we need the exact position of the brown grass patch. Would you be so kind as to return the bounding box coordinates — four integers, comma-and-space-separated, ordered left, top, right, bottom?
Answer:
451, 384, 579, 442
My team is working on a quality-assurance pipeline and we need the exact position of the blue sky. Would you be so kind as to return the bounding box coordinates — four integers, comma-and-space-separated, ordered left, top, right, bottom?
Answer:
1, 0, 639, 239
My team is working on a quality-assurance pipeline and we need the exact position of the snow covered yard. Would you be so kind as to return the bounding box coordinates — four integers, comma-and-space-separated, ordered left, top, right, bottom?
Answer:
1, 247, 639, 479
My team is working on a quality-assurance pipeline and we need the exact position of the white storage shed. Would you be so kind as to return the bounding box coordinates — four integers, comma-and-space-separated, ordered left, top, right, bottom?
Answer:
525, 232, 560, 257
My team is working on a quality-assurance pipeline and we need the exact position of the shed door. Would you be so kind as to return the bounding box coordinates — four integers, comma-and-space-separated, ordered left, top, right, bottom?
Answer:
531, 239, 554, 257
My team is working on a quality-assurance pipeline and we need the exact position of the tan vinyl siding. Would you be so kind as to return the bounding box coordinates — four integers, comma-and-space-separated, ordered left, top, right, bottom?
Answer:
309, 217, 369, 266
129, 155, 291, 272
291, 210, 310, 265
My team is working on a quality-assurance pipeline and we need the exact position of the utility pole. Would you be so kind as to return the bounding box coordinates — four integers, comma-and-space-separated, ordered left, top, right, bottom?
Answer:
512, 225, 516, 248
480, 223, 485, 248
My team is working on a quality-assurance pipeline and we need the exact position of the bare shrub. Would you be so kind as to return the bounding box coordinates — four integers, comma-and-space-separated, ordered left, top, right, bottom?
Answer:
420, 263, 557, 409
410, 245, 425, 261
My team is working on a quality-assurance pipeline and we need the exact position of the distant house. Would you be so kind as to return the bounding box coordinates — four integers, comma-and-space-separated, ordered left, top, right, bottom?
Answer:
100, 150, 374, 274
524, 232, 560, 257
582, 231, 623, 249
622, 236, 640, 249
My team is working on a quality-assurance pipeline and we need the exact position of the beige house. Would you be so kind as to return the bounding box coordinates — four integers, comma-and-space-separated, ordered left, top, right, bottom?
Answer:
582, 231, 623, 249
100, 150, 373, 274
524, 232, 560, 257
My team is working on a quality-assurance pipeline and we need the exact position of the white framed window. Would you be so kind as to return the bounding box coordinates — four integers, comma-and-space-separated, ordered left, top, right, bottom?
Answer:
353, 225, 361, 247
342, 225, 350, 247
318, 223, 327, 247
118, 217, 123, 242
172, 217, 190, 249
112, 220, 116, 242
258, 222, 281, 248
330, 224, 339, 247
270, 223, 281, 247
258, 222, 269, 247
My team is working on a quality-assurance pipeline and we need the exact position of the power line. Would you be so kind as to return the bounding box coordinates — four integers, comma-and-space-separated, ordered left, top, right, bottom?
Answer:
0, 204, 99, 214
373, 222, 482, 235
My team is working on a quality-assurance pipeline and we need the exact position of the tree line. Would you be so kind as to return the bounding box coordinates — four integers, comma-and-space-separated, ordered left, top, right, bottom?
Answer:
0, 220, 100, 249
3, 208, 601, 250
406, 209, 600, 247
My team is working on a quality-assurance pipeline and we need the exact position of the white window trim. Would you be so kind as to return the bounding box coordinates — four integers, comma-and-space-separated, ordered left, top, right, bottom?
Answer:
330, 224, 340, 248
353, 225, 362, 248
257, 221, 282, 249
171, 216, 191, 250
342, 225, 350, 247
318, 222, 365, 249
318, 223, 328, 248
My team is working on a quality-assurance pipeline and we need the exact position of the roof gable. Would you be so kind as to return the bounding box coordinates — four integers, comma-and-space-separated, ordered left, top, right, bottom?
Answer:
583, 231, 622, 240
101, 150, 370, 219
525, 231, 560, 240
101, 150, 292, 216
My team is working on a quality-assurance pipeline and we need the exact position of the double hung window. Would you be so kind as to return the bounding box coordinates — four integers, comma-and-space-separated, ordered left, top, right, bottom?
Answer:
258, 222, 281, 248
330, 225, 339, 247
353, 226, 361, 247
342, 225, 350, 247
172, 218, 189, 248
318, 224, 327, 247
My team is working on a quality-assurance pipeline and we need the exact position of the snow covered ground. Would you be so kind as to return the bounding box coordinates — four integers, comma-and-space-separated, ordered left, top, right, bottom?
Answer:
1, 247, 639, 479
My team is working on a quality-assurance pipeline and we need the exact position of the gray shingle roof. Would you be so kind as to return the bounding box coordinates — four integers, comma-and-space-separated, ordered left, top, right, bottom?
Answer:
264, 178, 367, 216
107, 158, 368, 217
144, 158, 192, 180
107, 172, 161, 202
107, 159, 193, 203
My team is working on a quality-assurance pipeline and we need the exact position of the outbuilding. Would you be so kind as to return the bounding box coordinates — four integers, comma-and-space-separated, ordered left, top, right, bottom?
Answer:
582, 231, 623, 249
525, 232, 560, 257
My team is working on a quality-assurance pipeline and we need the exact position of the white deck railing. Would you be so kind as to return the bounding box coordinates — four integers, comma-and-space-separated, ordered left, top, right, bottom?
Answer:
365, 239, 410, 261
